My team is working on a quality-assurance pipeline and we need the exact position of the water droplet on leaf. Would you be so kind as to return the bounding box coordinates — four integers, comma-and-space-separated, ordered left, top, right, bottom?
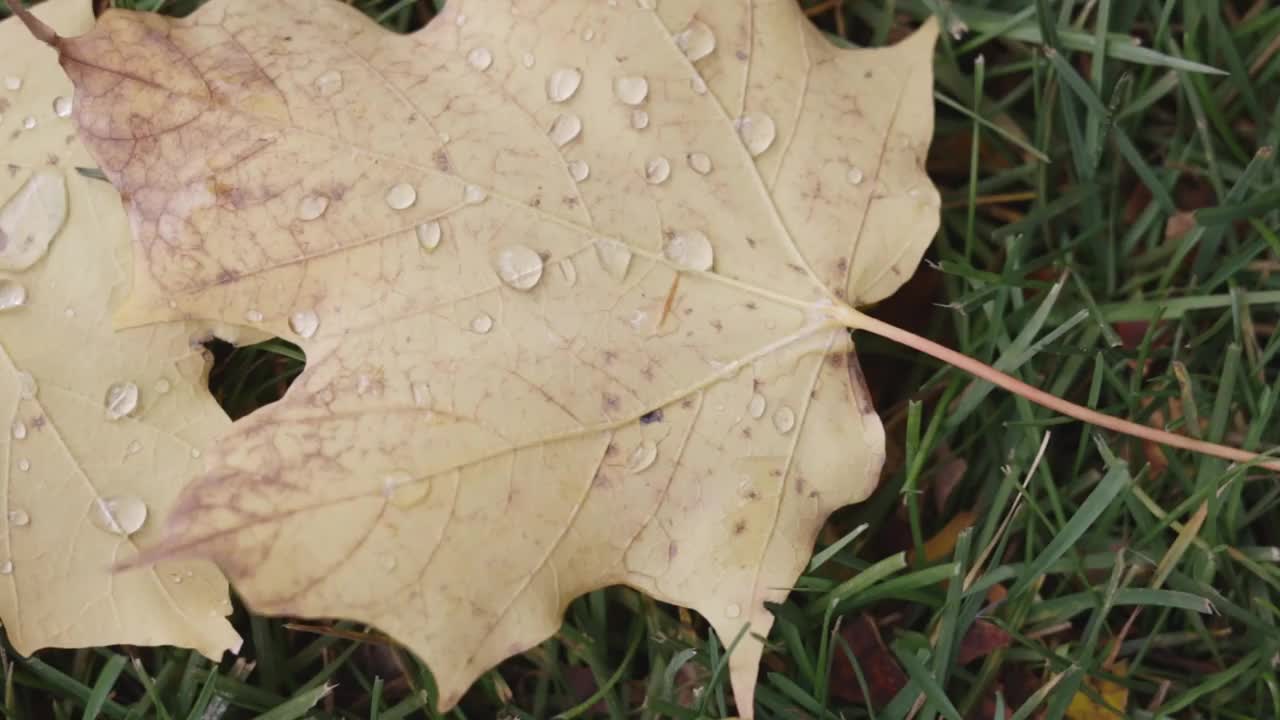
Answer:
383, 470, 432, 508
594, 238, 633, 280
772, 406, 796, 434
687, 152, 712, 175
464, 185, 488, 204
495, 245, 545, 291
674, 20, 716, 61
644, 157, 671, 184
104, 382, 139, 421
314, 70, 343, 97
847, 166, 865, 185
467, 47, 494, 71
11, 419, 26, 440
246, 309, 264, 323
748, 393, 766, 419
470, 313, 494, 334
297, 194, 329, 221
627, 440, 658, 473
0, 280, 27, 311
0, 560, 12, 575
631, 109, 650, 130
416, 220, 442, 250
52, 96, 72, 118
547, 67, 583, 103
548, 113, 582, 147
664, 230, 714, 271
726, 603, 742, 619
736, 112, 777, 156
3, 76, 20, 91
289, 309, 320, 339
385, 183, 417, 210
568, 159, 590, 182
614, 76, 649, 105
558, 258, 577, 285
89, 496, 148, 537
8, 509, 29, 527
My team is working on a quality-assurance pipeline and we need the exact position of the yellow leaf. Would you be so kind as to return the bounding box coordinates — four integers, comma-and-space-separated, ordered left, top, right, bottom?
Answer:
0, 0, 240, 658
44, 0, 939, 714
1066, 663, 1130, 720
921, 511, 976, 564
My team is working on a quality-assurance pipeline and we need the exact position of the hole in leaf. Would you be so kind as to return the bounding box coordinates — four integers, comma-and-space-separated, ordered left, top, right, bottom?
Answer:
205, 337, 305, 420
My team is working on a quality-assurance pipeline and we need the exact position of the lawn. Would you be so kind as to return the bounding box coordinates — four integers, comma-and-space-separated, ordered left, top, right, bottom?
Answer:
3, 0, 1280, 718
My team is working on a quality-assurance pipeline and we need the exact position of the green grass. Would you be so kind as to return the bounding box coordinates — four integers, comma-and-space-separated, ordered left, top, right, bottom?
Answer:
4, 0, 1280, 718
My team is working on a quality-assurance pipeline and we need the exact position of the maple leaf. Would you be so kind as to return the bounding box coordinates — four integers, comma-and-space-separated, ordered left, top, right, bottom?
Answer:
0, 0, 240, 658
20, 0, 942, 713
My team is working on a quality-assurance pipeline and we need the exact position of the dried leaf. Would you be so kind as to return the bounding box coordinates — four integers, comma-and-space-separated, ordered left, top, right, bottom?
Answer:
830, 615, 907, 707
1065, 663, 1129, 720
920, 510, 976, 563
43, 0, 939, 713
956, 619, 1011, 664
0, 0, 239, 658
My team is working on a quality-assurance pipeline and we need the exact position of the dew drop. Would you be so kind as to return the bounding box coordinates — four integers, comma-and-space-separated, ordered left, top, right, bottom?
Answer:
736, 112, 777, 157
687, 152, 712, 175
191, 448, 202, 459
21, 116, 36, 130
0, 170, 68, 272
289, 309, 320, 339
772, 406, 796, 434
383, 470, 432, 508
847, 166, 865, 185
548, 113, 582, 147
630, 109, 650, 130
674, 20, 716, 61
644, 156, 671, 185
17, 371, 37, 400
568, 159, 590, 182
664, 230, 714, 271
104, 382, 139, 421
416, 220, 442, 250
464, 185, 488, 204
3, 76, 20, 91
17, 459, 29, 472
495, 245, 545, 291
748, 393, 766, 419
0, 560, 11, 576
467, 47, 494, 71
522, 52, 536, 68
594, 238, 633, 280
626, 440, 658, 473
11, 419, 26, 440
726, 603, 742, 619
8, 509, 29, 527
613, 76, 649, 105
470, 313, 494, 334
385, 183, 417, 210
297, 194, 329, 221
52, 96, 72, 118
126, 439, 143, 456
154, 378, 172, 395
314, 70, 343, 97
89, 496, 148, 537
455, 13, 467, 26
690, 76, 707, 95
0, 280, 27, 311
547, 67, 583, 103
558, 257, 578, 285
381, 556, 398, 571
582, 28, 595, 42
246, 309, 264, 323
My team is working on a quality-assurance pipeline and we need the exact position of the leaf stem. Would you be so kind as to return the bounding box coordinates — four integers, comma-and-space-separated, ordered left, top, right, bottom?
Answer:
832, 305, 1280, 472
